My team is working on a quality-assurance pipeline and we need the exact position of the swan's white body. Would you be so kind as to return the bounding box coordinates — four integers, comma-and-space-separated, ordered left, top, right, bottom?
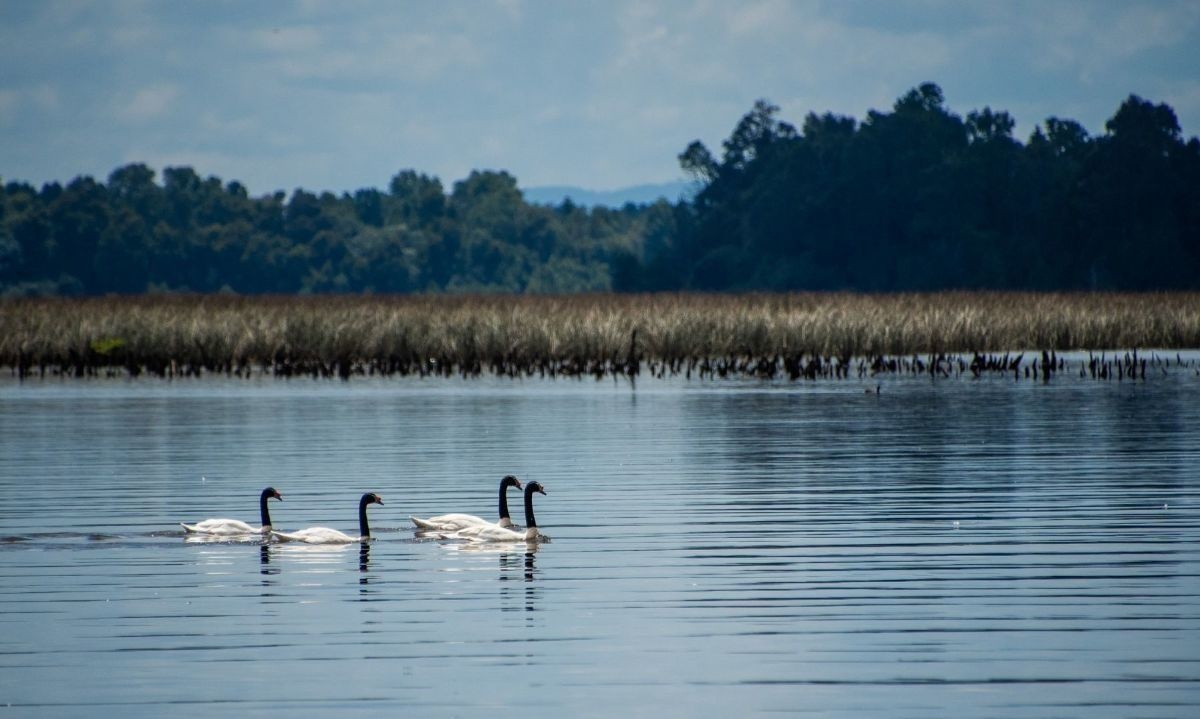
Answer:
181, 518, 266, 535
271, 527, 364, 544
272, 492, 382, 545
411, 475, 523, 531
451, 524, 539, 543
412, 513, 513, 531
181, 487, 282, 536
447, 481, 547, 543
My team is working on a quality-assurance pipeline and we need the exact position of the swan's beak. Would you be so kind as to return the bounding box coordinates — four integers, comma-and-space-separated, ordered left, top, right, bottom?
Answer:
514, 480, 523, 489
375, 497, 384, 505
536, 487, 547, 495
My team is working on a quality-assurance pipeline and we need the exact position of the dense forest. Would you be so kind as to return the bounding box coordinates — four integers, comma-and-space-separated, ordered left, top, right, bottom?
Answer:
2, 83, 1197, 296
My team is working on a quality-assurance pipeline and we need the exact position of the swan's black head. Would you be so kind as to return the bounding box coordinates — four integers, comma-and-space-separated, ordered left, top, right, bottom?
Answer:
525, 481, 546, 496
361, 492, 384, 506
502, 475, 523, 490
262, 487, 283, 501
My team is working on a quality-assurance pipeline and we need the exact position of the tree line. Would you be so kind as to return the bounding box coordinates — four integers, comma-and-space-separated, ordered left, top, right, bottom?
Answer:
2, 83, 1197, 296
0, 166, 652, 295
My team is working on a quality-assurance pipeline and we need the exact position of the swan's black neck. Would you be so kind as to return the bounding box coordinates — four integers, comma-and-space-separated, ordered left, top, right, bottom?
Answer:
523, 487, 538, 528
358, 497, 372, 538
259, 492, 273, 528
498, 482, 512, 520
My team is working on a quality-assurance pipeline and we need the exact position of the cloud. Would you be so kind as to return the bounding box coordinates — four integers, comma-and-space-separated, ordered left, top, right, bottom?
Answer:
115, 83, 179, 123
0, 85, 61, 127
1105, 3, 1199, 57
255, 25, 323, 53
1162, 80, 1200, 133
198, 109, 259, 136
2, 1, 1199, 193
30, 84, 61, 111
725, 0, 791, 37
0, 90, 17, 125
1019, 2, 1200, 82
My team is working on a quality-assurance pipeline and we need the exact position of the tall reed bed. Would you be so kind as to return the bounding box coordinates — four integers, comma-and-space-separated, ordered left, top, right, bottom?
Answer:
2, 293, 1198, 379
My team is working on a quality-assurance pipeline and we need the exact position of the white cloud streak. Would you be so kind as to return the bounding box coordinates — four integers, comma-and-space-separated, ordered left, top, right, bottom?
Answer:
115, 83, 179, 123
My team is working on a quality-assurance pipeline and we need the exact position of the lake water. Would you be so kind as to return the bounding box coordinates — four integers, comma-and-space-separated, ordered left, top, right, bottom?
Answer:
2, 362, 1199, 717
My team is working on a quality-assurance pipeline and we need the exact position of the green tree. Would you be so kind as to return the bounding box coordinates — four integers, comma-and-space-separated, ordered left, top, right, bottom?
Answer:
388, 170, 445, 227
95, 207, 151, 293
47, 176, 109, 291
1085, 95, 1190, 288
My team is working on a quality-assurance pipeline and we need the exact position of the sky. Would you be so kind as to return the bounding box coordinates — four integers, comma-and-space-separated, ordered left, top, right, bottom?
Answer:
2, 0, 1199, 197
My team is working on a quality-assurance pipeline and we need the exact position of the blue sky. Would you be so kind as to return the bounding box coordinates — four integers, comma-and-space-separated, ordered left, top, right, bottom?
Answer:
2, 0, 1198, 196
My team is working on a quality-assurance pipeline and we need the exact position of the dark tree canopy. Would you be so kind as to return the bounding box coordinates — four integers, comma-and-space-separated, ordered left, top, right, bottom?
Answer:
3, 85, 1197, 296
643, 86, 1199, 292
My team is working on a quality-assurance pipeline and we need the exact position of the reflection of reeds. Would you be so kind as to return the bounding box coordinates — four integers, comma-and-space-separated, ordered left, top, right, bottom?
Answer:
2, 293, 1198, 380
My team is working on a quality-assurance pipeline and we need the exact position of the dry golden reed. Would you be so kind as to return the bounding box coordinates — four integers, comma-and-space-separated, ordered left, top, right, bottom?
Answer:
2, 292, 1198, 379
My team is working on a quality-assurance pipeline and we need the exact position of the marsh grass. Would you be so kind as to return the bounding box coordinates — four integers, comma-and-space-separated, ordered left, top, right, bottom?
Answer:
2, 293, 1198, 380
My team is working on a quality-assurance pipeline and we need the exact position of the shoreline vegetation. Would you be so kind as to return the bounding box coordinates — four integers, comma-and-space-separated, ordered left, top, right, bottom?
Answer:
2, 293, 1198, 382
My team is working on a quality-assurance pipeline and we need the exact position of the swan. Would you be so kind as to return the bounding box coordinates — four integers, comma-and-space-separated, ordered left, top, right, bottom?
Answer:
411, 475, 523, 531
271, 493, 383, 544
181, 487, 282, 535
451, 482, 547, 543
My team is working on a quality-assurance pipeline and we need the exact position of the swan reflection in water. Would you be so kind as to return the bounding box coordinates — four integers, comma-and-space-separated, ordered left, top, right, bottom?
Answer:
358, 541, 372, 590
259, 540, 375, 591
497, 545, 540, 583
259, 544, 278, 576
270, 540, 359, 584
493, 544, 542, 616
183, 532, 267, 545
442, 540, 541, 581
447, 540, 539, 558
258, 544, 279, 599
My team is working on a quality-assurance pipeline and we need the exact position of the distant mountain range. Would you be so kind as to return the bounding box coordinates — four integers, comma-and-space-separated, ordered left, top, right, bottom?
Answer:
522, 180, 694, 208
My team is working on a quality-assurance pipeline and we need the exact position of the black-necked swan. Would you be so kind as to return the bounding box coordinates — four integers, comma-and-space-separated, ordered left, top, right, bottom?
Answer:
452, 481, 547, 543
411, 475, 523, 531
272, 493, 383, 544
181, 487, 282, 535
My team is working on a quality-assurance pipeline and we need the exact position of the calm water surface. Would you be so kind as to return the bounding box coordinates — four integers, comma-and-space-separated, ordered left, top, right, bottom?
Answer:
1, 364, 1199, 717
